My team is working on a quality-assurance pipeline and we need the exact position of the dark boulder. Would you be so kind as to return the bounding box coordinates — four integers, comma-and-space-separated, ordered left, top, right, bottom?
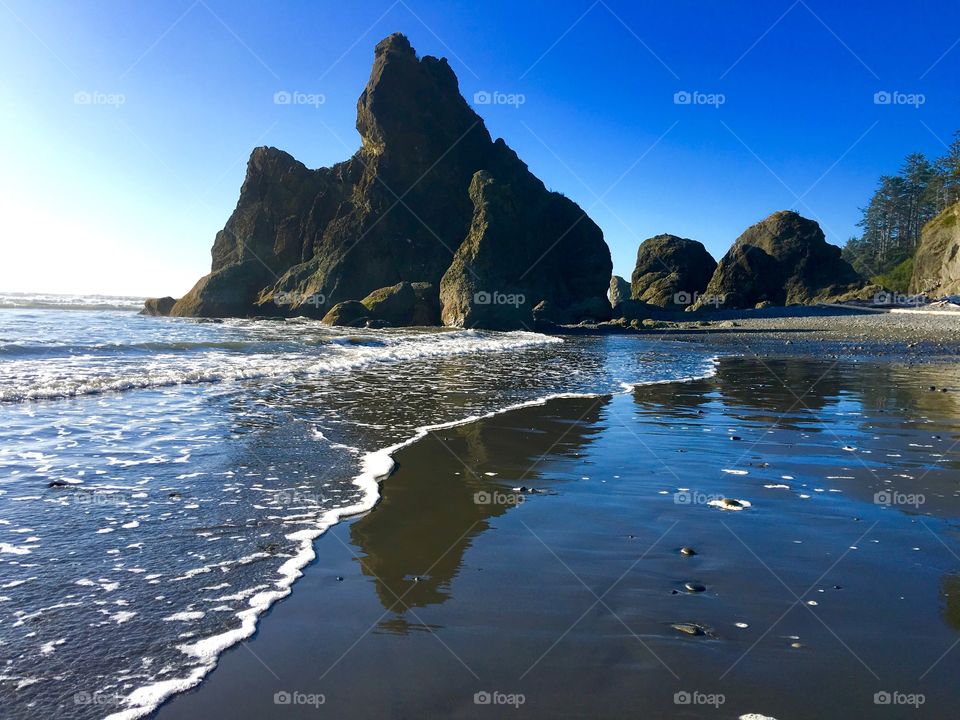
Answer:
358, 280, 440, 326
140, 296, 177, 316
630, 234, 716, 309
321, 301, 371, 327
696, 211, 862, 310
170, 260, 272, 318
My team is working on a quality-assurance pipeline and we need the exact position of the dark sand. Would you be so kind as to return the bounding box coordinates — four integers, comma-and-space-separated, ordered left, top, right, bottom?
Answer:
157, 357, 960, 719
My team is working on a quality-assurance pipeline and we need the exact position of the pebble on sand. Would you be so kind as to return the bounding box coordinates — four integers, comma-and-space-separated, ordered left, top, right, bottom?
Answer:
670, 622, 706, 636
708, 498, 752, 511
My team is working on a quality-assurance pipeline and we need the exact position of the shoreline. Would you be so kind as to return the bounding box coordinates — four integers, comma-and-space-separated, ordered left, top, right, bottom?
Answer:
115, 361, 721, 719
153, 351, 960, 719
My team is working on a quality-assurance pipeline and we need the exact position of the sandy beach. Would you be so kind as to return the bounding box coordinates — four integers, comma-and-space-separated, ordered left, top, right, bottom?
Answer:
154, 348, 960, 719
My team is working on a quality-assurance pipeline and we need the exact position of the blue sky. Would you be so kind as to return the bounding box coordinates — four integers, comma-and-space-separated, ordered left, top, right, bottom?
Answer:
1, 0, 958, 296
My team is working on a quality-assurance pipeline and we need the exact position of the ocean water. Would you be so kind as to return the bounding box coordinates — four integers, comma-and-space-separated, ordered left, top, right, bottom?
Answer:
0, 296, 717, 719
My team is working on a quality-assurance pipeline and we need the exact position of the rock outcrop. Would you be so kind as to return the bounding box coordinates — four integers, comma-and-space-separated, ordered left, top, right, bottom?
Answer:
166, 33, 611, 328
695, 211, 861, 310
910, 201, 960, 297
608, 275, 631, 309
322, 301, 371, 327
140, 296, 177, 316
439, 167, 611, 329
630, 234, 716, 309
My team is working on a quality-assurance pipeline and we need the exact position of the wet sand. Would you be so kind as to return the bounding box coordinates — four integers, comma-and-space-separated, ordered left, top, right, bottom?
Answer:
157, 357, 960, 719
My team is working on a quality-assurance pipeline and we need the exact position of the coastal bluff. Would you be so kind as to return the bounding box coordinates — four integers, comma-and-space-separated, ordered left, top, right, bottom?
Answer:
911, 200, 960, 297
151, 33, 612, 330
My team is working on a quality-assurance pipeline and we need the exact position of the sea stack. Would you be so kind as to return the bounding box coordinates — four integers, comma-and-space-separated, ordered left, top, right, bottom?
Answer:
695, 210, 862, 310
166, 33, 612, 330
629, 234, 716, 309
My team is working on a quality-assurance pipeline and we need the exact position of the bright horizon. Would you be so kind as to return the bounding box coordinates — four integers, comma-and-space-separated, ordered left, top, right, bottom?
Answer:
1, 0, 958, 297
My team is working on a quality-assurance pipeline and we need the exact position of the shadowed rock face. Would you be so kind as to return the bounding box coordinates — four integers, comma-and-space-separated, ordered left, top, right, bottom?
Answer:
169, 33, 611, 327
696, 210, 862, 310
911, 201, 960, 297
439, 164, 611, 330
630, 234, 716, 309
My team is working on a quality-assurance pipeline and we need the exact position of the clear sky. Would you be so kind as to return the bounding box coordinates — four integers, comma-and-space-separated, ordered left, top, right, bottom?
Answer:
1, 0, 958, 296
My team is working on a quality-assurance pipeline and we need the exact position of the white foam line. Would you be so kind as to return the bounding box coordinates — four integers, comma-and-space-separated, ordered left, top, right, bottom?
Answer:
107, 357, 720, 719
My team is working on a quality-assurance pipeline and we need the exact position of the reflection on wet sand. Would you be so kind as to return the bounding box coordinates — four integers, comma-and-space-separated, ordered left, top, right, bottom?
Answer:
350, 396, 609, 628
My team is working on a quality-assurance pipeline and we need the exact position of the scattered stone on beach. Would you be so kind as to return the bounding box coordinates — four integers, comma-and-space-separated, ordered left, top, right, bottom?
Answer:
670, 622, 706, 636
708, 497, 752, 511
684, 582, 706, 593
680, 546, 697, 556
